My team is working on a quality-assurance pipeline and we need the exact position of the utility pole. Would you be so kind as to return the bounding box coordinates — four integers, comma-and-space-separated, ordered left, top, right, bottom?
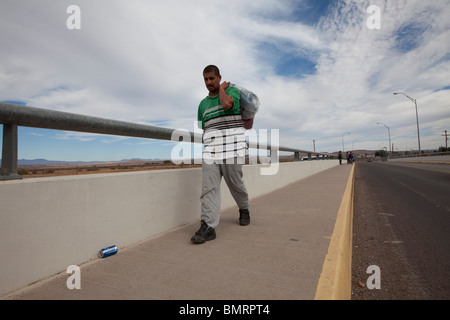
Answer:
442, 130, 448, 150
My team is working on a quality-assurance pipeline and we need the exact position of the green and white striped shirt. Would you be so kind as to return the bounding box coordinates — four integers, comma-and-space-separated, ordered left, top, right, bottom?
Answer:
197, 87, 247, 163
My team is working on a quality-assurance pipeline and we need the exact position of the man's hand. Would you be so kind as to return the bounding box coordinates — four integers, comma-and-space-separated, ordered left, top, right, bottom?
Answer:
219, 81, 234, 110
242, 118, 254, 130
220, 81, 230, 91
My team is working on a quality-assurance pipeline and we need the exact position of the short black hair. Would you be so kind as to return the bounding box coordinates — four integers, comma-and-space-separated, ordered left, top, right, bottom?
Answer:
203, 65, 220, 76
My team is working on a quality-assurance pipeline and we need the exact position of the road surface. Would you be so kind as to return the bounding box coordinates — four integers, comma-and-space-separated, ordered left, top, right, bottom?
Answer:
352, 161, 450, 299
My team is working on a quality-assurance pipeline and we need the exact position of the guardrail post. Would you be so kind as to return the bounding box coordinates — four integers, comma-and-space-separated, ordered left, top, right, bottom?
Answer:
1, 124, 22, 181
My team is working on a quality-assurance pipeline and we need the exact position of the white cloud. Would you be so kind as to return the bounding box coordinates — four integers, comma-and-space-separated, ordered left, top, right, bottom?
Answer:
1, 0, 449, 159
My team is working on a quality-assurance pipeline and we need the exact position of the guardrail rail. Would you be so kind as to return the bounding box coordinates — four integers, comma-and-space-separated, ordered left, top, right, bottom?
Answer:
1, 102, 334, 180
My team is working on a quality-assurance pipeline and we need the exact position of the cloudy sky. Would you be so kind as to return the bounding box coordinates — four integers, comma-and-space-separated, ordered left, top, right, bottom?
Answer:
1, 0, 449, 161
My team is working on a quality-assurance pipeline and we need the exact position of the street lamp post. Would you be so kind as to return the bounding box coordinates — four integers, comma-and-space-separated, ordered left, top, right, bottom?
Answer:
393, 92, 421, 156
377, 122, 391, 156
342, 132, 350, 152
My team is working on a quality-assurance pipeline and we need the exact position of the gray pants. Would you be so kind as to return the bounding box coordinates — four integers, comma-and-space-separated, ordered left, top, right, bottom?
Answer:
201, 159, 249, 228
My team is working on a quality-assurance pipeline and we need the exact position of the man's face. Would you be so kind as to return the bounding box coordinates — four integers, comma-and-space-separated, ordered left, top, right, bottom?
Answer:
203, 72, 221, 95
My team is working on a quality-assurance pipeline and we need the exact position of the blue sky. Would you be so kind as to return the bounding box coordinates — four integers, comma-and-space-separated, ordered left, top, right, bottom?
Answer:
1, 0, 450, 161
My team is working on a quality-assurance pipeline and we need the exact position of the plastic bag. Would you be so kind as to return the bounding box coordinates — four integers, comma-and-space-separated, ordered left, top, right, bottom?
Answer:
230, 83, 260, 120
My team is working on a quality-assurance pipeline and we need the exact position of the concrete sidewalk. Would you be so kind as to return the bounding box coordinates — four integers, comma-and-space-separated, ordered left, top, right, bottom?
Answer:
4, 164, 353, 300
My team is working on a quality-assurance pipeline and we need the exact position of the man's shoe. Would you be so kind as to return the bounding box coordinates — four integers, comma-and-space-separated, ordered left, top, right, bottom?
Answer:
191, 220, 216, 244
239, 209, 250, 226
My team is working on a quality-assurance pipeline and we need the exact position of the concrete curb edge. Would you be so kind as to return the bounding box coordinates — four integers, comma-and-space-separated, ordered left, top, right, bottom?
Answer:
314, 164, 355, 300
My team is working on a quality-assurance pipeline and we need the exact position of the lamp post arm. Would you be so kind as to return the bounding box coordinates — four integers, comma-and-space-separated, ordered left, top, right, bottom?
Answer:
393, 91, 421, 156
394, 92, 416, 103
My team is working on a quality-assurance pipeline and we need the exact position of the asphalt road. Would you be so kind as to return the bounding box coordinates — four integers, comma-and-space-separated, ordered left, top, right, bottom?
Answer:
352, 161, 450, 300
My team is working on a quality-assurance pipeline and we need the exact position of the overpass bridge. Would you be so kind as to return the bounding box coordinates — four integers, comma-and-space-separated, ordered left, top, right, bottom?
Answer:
1, 102, 352, 300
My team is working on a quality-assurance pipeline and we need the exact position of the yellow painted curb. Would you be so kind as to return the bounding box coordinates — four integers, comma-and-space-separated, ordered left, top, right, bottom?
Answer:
314, 164, 355, 300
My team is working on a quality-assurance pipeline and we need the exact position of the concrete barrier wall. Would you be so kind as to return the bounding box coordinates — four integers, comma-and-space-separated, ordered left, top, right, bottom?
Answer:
0, 160, 338, 296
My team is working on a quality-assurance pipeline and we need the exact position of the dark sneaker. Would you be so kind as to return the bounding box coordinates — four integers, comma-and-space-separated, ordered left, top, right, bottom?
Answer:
239, 209, 250, 226
191, 220, 216, 244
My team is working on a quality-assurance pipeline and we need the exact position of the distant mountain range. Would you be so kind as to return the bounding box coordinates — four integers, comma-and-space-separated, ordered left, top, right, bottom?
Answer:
1, 150, 382, 166
0, 158, 163, 166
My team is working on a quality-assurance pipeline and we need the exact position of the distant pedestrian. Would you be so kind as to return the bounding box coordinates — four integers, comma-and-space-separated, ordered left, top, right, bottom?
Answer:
338, 151, 343, 165
349, 152, 354, 164
191, 65, 250, 245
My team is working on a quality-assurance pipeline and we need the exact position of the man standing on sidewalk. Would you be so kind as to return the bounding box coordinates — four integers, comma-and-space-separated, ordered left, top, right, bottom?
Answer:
191, 65, 250, 244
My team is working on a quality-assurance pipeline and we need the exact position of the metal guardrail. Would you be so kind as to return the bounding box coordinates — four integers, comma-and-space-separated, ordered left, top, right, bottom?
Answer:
389, 151, 450, 159
1, 102, 334, 180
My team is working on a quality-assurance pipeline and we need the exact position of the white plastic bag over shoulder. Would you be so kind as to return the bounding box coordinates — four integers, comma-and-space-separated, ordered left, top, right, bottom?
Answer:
230, 83, 260, 120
